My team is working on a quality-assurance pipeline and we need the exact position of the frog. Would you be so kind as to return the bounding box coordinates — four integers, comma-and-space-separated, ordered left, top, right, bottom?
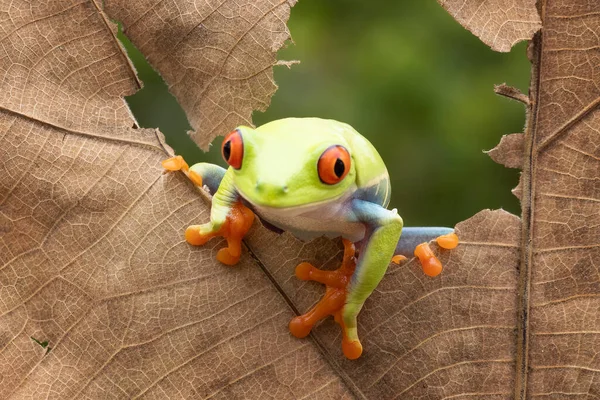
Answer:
162, 117, 458, 359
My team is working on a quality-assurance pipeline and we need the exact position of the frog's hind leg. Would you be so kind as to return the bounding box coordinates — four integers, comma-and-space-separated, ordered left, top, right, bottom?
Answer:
289, 239, 356, 343
290, 200, 402, 360
339, 200, 403, 359
394, 227, 454, 257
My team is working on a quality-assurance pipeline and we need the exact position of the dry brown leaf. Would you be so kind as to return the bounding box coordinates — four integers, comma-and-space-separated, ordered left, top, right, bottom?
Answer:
487, 133, 524, 168
1, 1, 599, 399
515, 2, 600, 397
0, 0, 140, 132
103, 0, 297, 150
438, 0, 541, 52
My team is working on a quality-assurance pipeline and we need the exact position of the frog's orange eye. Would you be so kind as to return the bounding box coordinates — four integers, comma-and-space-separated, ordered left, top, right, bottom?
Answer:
318, 145, 351, 185
222, 129, 243, 169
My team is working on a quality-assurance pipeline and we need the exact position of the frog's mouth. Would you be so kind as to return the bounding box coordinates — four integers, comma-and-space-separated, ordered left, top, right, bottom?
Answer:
236, 185, 355, 217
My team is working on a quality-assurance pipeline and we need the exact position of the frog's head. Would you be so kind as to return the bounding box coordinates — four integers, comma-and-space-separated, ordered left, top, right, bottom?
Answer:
223, 118, 357, 208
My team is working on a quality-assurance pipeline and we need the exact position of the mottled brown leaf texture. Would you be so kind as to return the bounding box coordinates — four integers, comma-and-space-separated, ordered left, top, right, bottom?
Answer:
104, 0, 297, 150
487, 133, 524, 168
1, 0, 599, 399
438, 0, 541, 52
515, 1, 600, 398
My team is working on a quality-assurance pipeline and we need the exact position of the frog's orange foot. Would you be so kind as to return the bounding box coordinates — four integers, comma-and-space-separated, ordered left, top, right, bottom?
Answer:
436, 232, 459, 249
414, 233, 459, 277
162, 155, 189, 172
414, 243, 443, 277
185, 202, 255, 266
162, 155, 203, 186
289, 239, 362, 359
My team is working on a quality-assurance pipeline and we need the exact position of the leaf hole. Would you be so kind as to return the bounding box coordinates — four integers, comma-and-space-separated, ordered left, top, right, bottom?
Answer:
30, 337, 51, 354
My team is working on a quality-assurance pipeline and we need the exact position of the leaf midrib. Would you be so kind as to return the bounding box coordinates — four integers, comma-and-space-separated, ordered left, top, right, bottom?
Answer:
514, 1, 545, 398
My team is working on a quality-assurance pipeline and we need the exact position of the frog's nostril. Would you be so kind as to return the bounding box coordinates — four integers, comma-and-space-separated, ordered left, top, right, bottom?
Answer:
255, 180, 261, 191
282, 185, 288, 193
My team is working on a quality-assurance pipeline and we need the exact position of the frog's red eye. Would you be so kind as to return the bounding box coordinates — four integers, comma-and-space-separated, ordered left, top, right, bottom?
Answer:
318, 145, 351, 185
222, 129, 243, 169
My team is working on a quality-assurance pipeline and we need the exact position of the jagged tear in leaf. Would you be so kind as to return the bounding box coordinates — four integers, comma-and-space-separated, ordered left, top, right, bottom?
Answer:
104, 0, 297, 150
438, 0, 541, 52
512, 178, 523, 201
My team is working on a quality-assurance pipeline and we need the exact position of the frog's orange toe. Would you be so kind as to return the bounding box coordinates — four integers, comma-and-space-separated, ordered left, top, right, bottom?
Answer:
162, 155, 189, 172
391, 254, 407, 264
188, 170, 203, 186
289, 316, 312, 338
436, 232, 459, 249
295, 262, 314, 280
342, 338, 363, 360
415, 242, 443, 277
185, 225, 211, 246
216, 248, 240, 266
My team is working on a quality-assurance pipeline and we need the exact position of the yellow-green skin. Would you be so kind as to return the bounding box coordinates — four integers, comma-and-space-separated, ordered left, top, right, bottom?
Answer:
192, 118, 403, 345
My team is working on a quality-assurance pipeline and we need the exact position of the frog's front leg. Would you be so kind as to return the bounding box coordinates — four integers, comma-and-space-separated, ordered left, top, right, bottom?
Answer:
163, 157, 254, 266
186, 168, 254, 266
290, 199, 402, 359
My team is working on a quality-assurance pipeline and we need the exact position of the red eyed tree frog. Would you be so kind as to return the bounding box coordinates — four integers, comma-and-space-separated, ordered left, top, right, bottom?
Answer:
163, 118, 458, 359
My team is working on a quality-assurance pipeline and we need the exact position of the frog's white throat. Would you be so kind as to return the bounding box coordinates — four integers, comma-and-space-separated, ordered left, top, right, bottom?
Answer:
240, 188, 366, 242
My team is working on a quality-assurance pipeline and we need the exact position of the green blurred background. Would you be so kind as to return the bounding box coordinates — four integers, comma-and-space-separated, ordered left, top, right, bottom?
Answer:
119, 0, 529, 228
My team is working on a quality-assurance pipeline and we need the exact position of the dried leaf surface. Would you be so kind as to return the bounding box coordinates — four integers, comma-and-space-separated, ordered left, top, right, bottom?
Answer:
487, 133, 524, 168
438, 0, 541, 52
1, 0, 599, 399
517, 2, 600, 397
104, 0, 297, 150
0, 0, 139, 131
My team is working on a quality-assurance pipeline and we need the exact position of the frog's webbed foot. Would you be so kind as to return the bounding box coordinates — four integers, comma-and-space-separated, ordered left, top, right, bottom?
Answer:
392, 231, 459, 277
185, 202, 254, 266
289, 239, 363, 359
